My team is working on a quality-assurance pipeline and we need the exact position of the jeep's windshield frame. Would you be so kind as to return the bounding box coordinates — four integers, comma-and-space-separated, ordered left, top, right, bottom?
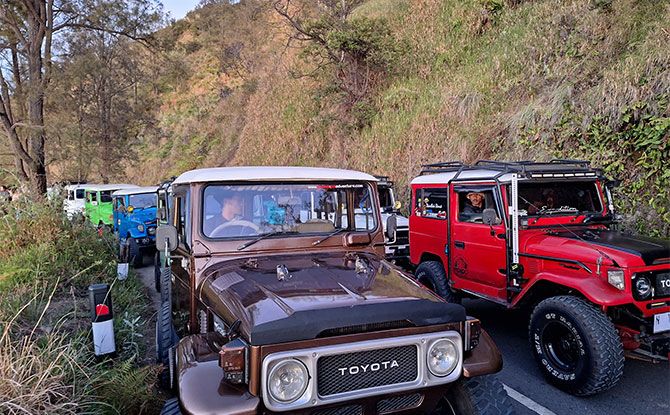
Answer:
514, 180, 605, 218
200, 181, 379, 241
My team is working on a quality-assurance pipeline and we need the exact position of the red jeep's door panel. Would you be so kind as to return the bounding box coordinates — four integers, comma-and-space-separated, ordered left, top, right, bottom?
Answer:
449, 185, 507, 296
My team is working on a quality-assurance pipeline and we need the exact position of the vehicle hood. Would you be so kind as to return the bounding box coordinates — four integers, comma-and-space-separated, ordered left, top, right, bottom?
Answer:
199, 251, 465, 345
129, 208, 157, 225
523, 229, 670, 267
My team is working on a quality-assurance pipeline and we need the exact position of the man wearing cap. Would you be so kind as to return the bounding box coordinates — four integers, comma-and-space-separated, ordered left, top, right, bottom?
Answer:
464, 192, 485, 214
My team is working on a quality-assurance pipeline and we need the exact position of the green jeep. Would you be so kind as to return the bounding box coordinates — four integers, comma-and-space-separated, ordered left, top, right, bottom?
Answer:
84, 184, 138, 227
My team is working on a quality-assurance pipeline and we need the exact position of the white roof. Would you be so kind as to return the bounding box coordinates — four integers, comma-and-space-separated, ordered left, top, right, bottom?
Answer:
173, 166, 378, 184
65, 183, 88, 190
112, 186, 158, 196
84, 184, 139, 192
411, 169, 519, 185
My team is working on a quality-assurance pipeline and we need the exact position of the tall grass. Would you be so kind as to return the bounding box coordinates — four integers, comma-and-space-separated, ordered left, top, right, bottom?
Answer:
0, 201, 161, 414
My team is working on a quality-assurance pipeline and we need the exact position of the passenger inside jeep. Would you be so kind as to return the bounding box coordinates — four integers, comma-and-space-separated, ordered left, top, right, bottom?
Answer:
202, 183, 376, 238
458, 189, 495, 223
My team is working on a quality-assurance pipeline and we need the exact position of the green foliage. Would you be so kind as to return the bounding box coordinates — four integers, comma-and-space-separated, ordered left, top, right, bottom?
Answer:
0, 201, 160, 414
544, 96, 670, 236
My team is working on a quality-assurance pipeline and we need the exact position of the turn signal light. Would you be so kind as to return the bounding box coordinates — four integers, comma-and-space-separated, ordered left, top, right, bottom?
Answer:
219, 338, 248, 384
464, 318, 481, 351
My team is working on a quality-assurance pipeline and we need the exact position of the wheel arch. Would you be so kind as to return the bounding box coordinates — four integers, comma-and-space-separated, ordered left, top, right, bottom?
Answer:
512, 273, 630, 310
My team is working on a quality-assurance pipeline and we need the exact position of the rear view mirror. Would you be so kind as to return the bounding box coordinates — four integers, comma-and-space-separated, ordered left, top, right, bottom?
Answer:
386, 214, 397, 240
156, 225, 179, 252
127, 205, 135, 213
394, 200, 402, 211
606, 179, 621, 188
482, 209, 501, 226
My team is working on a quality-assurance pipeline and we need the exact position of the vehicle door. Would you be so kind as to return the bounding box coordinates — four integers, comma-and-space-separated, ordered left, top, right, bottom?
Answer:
113, 196, 126, 236
170, 189, 191, 334
450, 185, 507, 294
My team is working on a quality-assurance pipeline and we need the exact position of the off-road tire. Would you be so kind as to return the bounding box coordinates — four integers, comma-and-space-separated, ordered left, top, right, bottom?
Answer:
160, 398, 181, 415
128, 237, 143, 267
154, 251, 161, 292
160, 267, 171, 304
156, 300, 177, 365
529, 295, 624, 396
433, 375, 513, 415
416, 260, 461, 304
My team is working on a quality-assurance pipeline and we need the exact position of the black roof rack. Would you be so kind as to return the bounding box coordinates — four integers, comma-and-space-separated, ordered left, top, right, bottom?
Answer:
373, 175, 394, 186
419, 159, 601, 179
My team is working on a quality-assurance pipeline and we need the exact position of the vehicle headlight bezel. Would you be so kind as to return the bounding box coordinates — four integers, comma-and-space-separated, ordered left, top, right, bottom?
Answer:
137, 224, 145, 233
267, 359, 309, 404
426, 338, 459, 377
607, 269, 625, 290
633, 274, 652, 300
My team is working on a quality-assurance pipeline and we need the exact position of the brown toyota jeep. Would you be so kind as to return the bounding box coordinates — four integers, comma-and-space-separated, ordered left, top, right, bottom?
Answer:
155, 167, 512, 415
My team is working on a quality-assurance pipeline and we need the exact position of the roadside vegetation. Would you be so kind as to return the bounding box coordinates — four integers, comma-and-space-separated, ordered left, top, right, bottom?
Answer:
0, 200, 160, 414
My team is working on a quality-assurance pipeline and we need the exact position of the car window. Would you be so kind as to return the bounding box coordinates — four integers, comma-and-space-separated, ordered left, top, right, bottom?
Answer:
202, 183, 376, 239
114, 197, 125, 209
415, 188, 449, 219
68, 190, 74, 201
100, 191, 113, 203
89, 191, 97, 202
129, 193, 156, 209
456, 187, 499, 224
75, 189, 85, 199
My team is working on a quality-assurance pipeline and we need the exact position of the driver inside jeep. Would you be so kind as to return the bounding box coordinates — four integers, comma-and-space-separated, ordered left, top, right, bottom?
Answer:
204, 192, 246, 236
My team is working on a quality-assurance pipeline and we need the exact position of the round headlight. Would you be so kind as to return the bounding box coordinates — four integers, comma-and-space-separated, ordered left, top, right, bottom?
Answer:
268, 359, 309, 403
427, 338, 459, 377
137, 224, 145, 232
635, 276, 652, 299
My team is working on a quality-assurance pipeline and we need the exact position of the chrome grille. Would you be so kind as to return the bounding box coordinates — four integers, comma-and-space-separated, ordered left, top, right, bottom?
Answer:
317, 345, 418, 396
377, 393, 423, 414
312, 405, 363, 415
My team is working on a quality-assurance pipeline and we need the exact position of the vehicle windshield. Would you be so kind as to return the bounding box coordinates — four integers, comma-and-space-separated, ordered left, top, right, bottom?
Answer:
378, 186, 394, 212
517, 181, 603, 216
202, 182, 377, 239
100, 191, 113, 203
75, 188, 85, 199
129, 193, 157, 209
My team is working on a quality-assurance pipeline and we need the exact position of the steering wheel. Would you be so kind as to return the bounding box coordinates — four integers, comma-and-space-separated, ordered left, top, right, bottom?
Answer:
210, 219, 260, 237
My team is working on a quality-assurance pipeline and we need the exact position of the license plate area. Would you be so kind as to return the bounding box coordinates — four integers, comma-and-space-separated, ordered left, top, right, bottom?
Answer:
653, 311, 670, 334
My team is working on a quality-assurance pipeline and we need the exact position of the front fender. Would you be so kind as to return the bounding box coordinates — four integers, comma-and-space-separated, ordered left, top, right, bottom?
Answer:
176, 334, 260, 415
462, 330, 502, 378
512, 271, 632, 308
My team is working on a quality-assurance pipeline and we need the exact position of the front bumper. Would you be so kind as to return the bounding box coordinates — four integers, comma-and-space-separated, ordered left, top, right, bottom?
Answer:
175, 329, 502, 415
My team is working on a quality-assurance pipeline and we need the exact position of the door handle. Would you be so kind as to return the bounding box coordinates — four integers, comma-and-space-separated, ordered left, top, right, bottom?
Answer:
454, 241, 465, 249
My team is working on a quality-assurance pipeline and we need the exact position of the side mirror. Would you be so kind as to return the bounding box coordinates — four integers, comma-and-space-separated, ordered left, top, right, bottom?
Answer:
386, 214, 397, 240
157, 207, 166, 221
482, 208, 501, 226
156, 225, 179, 253
394, 200, 402, 211
127, 205, 135, 213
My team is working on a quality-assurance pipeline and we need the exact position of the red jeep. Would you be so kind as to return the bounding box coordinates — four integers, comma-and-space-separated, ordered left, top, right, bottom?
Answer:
409, 160, 670, 396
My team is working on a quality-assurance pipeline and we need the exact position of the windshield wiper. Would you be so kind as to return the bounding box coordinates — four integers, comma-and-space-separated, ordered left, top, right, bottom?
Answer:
312, 228, 347, 246
237, 231, 297, 250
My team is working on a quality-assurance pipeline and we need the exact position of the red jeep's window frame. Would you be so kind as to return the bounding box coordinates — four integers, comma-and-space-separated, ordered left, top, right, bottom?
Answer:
414, 187, 449, 220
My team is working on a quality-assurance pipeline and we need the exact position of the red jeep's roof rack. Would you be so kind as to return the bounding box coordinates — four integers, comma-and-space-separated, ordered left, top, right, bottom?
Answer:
420, 159, 601, 179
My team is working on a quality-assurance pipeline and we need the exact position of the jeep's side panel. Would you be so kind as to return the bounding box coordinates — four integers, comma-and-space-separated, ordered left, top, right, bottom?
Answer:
449, 184, 507, 299
409, 183, 449, 269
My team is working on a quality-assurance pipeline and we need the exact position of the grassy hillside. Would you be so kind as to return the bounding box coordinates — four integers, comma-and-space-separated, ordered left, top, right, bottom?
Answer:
137, 0, 669, 236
